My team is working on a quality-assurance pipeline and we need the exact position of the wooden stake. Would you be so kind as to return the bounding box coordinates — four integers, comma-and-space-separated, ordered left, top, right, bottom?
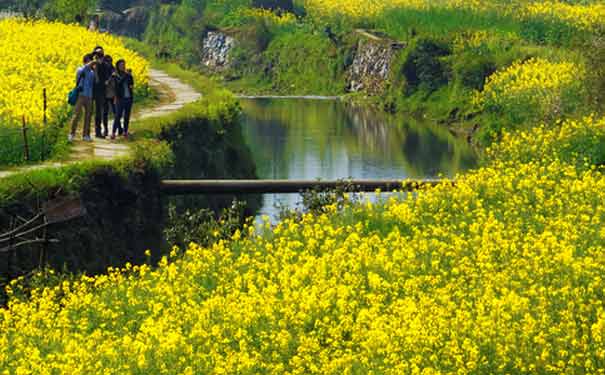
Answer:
42, 88, 47, 159
22, 116, 30, 162
43, 88, 47, 126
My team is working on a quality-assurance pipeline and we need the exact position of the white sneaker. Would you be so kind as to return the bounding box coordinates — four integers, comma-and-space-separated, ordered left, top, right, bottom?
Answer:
83, 136, 93, 142
68, 134, 74, 142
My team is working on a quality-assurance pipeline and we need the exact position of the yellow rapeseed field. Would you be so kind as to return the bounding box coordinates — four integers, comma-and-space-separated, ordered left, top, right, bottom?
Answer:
3, 124, 605, 372
3, 1, 605, 373
524, 1, 605, 32
300, 0, 489, 20
0, 19, 149, 127
301, 0, 605, 35
474, 57, 585, 122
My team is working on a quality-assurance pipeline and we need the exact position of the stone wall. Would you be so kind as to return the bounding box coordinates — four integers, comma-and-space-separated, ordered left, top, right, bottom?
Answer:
347, 32, 405, 94
201, 31, 236, 70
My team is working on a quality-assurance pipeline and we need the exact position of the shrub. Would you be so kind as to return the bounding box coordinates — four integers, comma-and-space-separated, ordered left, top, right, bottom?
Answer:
401, 38, 451, 93
164, 201, 250, 249
454, 56, 497, 90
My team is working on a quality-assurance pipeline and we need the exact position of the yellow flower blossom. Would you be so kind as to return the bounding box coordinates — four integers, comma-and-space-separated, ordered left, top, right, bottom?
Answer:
0, 19, 149, 127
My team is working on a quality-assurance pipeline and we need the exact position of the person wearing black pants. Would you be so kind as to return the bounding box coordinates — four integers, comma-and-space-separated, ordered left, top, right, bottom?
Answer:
92, 46, 113, 138
112, 59, 134, 140
103, 55, 117, 134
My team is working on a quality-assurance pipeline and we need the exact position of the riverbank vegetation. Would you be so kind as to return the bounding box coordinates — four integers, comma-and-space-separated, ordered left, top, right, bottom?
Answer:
127, 0, 603, 144
0, 19, 149, 166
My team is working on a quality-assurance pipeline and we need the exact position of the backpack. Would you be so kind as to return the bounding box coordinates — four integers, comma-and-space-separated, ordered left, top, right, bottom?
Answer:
68, 70, 84, 106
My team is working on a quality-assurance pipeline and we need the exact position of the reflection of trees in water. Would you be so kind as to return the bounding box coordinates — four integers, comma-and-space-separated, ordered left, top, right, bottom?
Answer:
240, 99, 477, 179
343, 104, 476, 177
165, 119, 262, 217
342, 104, 393, 155
241, 117, 289, 179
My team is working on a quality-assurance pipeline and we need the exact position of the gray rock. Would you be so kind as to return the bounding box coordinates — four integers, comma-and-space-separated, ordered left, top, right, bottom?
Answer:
201, 31, 236, 70
347, 31, 405, 94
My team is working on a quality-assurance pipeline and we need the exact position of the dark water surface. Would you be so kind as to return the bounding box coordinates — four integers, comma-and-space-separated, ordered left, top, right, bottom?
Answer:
239, 98, 477, 218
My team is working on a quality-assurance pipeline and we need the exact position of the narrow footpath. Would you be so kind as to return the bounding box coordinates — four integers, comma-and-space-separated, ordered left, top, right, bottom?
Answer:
0, 69, 201, 179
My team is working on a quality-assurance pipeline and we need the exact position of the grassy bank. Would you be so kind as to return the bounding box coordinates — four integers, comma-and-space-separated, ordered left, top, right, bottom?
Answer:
138, 1, 603, 146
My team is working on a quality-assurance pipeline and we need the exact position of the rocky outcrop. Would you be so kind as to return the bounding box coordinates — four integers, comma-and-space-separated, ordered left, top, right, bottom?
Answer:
201, 31, 236, 70
347, 31, 405, 94
99, 7, 149, 38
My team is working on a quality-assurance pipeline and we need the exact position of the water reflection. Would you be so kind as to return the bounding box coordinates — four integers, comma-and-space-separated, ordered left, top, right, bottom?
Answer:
240, 98, 476, 218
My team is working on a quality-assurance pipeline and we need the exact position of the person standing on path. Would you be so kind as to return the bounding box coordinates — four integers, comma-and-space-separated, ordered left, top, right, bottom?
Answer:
112, 59, 135, 140
69, 54, 96, 142
92, 46, 113, 138
103, 55, 118, 134
88, 15, 100, 32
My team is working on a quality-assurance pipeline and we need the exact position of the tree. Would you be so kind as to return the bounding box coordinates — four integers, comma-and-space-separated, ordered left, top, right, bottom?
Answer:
98, 0, 142, 12
252, 0, 294, 12
6, 0, 46, 18
44, 0, 98, 23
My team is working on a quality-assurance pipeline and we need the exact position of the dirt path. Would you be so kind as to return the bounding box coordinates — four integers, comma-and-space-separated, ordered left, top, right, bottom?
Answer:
0, 69, 201, 179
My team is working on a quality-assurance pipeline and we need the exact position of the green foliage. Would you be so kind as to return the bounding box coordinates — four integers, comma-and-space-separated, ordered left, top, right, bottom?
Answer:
6, 0, 46, 18
229, 30, 343, 95
164, 201, 250, 249
43, 0, 97, 23
0, 121, 69, 167
277, 182, 361, 222
203, 0, 251, 24
142, 3, 208, 65
519, 16, 586, 47
583, 35, 605, 109
401, 38, 451, 94
453, 57, 496, 90
0, 117, 176, 205
98, 0, 141, 11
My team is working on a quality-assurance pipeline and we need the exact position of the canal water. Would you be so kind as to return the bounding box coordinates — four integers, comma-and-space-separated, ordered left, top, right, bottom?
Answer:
239, 98, 477, 219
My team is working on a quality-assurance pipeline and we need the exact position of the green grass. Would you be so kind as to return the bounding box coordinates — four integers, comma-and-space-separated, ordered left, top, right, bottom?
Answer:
375, 7, 522, 40
0, 118, 71, 167
0, 139, 172, 209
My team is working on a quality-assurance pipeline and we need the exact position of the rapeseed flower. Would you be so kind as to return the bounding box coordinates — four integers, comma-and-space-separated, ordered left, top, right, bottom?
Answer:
0, 19, 148, 128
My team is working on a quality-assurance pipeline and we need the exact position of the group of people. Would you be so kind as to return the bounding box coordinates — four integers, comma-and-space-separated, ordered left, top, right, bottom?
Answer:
70, 46, 135, 142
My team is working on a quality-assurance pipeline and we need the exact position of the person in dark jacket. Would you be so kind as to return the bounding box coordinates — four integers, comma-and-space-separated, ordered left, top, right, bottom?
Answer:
103, 55, 117, 134
92, 46, 113, 138
112, 59, 134, 140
